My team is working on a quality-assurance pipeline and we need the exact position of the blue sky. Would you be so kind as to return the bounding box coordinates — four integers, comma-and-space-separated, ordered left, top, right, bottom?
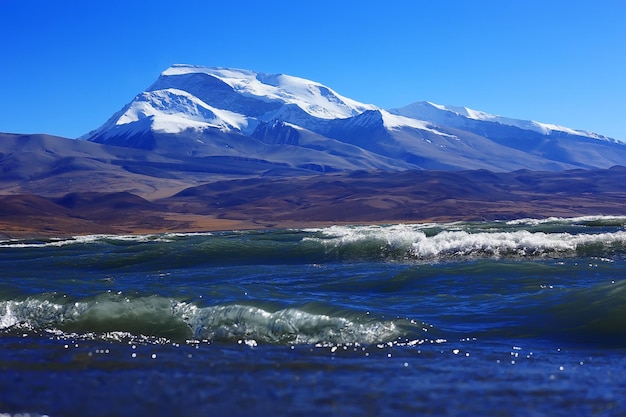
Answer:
2, 0, 625, 140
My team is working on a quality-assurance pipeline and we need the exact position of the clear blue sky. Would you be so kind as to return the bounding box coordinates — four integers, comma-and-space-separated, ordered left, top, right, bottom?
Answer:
2, 0, 625, 140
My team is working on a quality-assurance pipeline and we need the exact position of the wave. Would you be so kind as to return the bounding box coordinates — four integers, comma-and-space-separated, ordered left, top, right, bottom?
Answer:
505, 215, 626, 227
0, 295, 409, 345
306, 224, 626, 260
541, 279, 626, 343
410, 230, 626, 259
4, 283, 626, 347
0, 232, 214, 248
174, 303, 406, 344
2, 218, 626, 264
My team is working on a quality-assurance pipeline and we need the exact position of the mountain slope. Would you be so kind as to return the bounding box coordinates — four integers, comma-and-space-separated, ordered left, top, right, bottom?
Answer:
391, 101, 625, 169
163, 166, 626, 223
390, 101, 615, 141
81, 64, 626, 172
0, 133, 308, 198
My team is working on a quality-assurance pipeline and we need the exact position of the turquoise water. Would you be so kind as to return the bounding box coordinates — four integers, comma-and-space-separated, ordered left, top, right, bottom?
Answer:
1, 218, 626, 416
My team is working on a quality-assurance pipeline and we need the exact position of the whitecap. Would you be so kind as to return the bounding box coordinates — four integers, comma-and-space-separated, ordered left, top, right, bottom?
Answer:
174, 303, 403, 345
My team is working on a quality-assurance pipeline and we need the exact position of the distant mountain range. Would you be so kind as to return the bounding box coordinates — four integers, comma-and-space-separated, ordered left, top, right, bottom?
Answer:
81, 64, 626, 172
2, 64, 626, 236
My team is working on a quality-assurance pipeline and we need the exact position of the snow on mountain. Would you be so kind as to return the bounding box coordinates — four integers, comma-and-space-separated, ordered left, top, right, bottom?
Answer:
379, 110, 457, 138
82, 64, 382, 142
81, 86, 256, 141
161, 64, 377, 120
81, 64, 626, 173
392, 101, 615, 142
116, 88, 253, 133
83, 64, 446, 144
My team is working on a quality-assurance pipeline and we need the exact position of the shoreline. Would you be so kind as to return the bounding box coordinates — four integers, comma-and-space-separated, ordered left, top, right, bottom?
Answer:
3, 212, 626, 241
0, 212, 492, 240
3, 166, 626, 240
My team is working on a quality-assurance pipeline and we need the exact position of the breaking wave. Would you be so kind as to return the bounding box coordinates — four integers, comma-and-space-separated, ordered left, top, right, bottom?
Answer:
306, 222, 626, 260
0, 232, 214, 249
0, 296, 408, 345
2, 217, 626, 264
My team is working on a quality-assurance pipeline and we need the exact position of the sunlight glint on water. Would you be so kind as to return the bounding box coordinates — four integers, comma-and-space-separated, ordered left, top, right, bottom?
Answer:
1, 217, 626, 416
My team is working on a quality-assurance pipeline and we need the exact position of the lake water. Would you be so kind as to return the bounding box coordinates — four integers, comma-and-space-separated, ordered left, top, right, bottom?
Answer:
2, 217, 626, 416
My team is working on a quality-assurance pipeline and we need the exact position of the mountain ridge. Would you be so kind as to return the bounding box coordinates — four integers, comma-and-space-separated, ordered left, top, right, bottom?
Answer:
3, 65, 626, 236
81, 64, 626, 173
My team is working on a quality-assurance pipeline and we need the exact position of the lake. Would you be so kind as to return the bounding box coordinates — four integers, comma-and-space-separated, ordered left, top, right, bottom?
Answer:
2, 217, 626, 416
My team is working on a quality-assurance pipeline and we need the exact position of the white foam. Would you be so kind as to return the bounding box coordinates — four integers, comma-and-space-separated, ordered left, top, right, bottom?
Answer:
505, 215, 626, 226
0, 298, 87, 330
411, 230, 560, 258
0, 232, 213, 248
174, 303, 401, 345
304, 224, 428, 250
303, 222, 626, 260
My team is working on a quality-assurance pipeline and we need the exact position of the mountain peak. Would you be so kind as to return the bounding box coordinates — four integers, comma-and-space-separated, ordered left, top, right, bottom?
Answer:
159, 64, 377, 120
81, 64, 626, 173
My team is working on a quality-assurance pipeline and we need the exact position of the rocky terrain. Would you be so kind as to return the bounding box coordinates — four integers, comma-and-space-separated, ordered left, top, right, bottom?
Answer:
3, 65, 626, 238
2, 154, 625, 238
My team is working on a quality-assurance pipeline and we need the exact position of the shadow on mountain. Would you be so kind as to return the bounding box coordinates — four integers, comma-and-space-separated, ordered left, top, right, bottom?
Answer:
163, 166, 626, 223
2, 133, 626, 238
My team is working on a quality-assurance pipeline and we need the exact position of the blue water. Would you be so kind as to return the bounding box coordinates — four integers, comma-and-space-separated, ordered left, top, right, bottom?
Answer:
2, 218, 626, 416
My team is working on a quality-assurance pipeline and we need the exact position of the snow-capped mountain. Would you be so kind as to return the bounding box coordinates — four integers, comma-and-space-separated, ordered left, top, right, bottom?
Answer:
87, 64, 376, 136
82, 64, 626, 173
390, 101, 615, 142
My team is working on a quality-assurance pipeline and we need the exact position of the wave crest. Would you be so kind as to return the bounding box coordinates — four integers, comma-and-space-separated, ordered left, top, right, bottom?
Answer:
0, 297, 405, 345
175, 303, 403, 344
306, 224, 626, 260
